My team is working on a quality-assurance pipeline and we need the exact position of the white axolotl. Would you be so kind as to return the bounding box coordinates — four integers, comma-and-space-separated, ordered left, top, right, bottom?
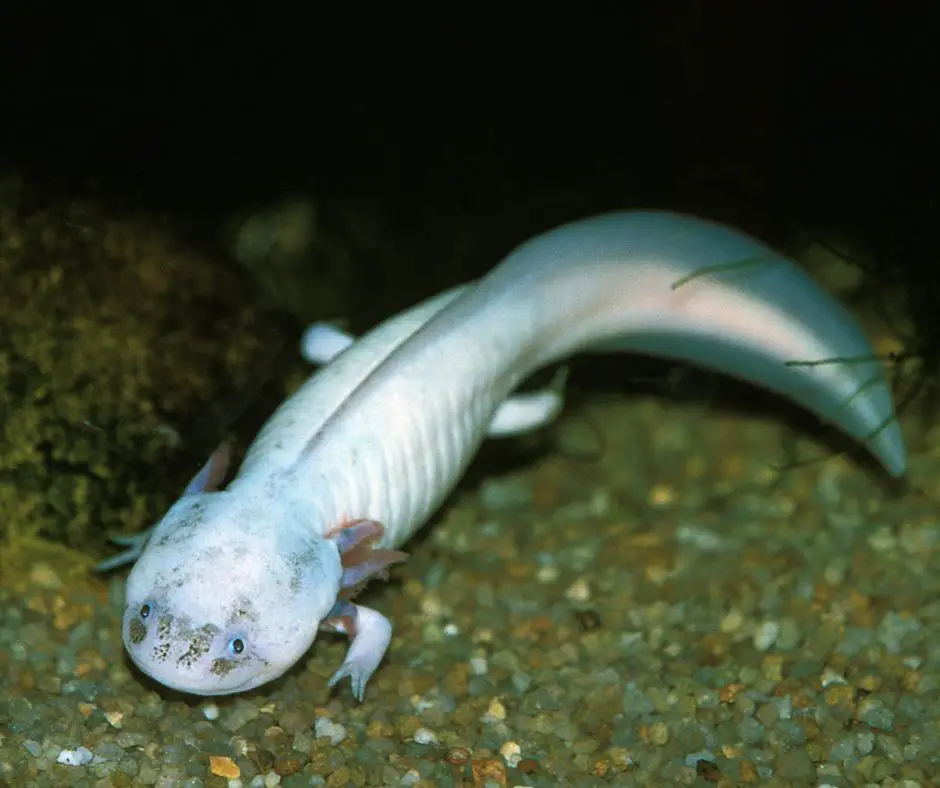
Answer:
103, 211, 906, 701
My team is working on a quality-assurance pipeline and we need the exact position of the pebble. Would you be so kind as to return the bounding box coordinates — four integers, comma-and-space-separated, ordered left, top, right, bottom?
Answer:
753, 620, 781, 651
563, 577, 591, 602
56, 746, 94, 766
313, 718, 347, 745
3, 368, 939, 786
412, 727, 439, 745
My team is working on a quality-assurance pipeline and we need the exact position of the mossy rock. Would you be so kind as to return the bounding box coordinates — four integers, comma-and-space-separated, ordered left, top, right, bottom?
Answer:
0, 179, 299, 558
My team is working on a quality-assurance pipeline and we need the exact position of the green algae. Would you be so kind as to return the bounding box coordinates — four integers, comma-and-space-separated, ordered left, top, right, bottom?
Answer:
0, 179, 294, 558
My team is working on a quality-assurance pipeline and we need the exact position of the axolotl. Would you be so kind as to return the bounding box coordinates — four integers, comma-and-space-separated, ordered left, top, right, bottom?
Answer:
104, 211, 907, 701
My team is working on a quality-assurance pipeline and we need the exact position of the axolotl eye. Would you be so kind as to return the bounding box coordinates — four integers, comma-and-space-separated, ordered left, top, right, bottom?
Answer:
125, 599, 158, 648
227, 636, 247, 657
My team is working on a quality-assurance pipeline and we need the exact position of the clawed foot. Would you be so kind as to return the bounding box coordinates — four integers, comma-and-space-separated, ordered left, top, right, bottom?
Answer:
327, 661, 371, 703
321, 601, 392, 702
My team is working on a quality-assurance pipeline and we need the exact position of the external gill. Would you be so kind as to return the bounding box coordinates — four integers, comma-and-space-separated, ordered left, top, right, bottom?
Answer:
96, 442, 232, 572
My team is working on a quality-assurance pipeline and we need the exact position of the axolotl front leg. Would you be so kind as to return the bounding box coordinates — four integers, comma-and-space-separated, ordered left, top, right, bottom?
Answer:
314, 518, 410, 701
302, 322, 570, 437
99, 319, 570, 698
300, 323, 571, 697
99, 444, 405, 699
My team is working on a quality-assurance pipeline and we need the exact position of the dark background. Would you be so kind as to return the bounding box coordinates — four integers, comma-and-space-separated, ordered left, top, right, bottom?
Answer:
0, 6, 933, 232
1, 2, 938, 416
0, 3, 937, 550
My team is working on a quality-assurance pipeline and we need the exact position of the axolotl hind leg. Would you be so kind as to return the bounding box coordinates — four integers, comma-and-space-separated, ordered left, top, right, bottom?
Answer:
301, 321, 569, 437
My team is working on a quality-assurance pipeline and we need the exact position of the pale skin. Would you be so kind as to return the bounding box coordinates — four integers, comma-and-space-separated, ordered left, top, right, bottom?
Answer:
106, 211, 906, 702
102, 322, 568, 699
98, 326, 568, 573
301, 322, 570, 437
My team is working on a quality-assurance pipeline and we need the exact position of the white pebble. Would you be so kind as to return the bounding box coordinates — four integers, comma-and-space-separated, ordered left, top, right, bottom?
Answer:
419, 592, 446, 618
314, 717, 348, 745
753, 620, 780, 651
482, 697, 507, 723
56, 746, 94, 766
564, 577, 591, 602
202, 702, 221, 720
410, 695, 436, 713
499, 740, 522, 767
413, 727, 439, 745
536, 564, 560, 583
821, 667, 848, 687
469, 654, 489, 675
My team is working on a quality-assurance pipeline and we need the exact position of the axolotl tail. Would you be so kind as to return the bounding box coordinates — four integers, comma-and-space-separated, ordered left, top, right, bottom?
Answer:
472, 211, 906, 477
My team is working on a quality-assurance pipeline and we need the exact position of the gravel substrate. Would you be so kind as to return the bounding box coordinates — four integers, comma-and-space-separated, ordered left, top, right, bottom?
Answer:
1, 390, 937, 787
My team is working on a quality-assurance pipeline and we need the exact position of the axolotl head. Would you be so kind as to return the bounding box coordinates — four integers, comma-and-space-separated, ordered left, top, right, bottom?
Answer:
122, 487, 342, 695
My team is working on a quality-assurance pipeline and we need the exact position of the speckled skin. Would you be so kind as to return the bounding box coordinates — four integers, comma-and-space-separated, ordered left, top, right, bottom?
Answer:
121, 211, 906, 699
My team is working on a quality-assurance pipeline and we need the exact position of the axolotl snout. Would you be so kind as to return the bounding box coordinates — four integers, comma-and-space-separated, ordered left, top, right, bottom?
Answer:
108, 211, 907, 700
122, 479, 345, 694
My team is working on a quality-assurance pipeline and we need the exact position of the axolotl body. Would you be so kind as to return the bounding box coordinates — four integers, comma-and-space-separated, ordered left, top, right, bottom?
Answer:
108, 211, 907, 700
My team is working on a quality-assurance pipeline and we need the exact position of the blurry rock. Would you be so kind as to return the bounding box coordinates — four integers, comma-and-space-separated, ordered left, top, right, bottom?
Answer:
0, 176, 287, 554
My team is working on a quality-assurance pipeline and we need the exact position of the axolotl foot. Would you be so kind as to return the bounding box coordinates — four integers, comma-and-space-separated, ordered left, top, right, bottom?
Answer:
319, 518, 408, 701
322, 601, 393, 702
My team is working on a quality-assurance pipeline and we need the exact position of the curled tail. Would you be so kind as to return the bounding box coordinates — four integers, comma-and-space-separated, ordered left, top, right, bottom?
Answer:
482, 211, 906, 476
